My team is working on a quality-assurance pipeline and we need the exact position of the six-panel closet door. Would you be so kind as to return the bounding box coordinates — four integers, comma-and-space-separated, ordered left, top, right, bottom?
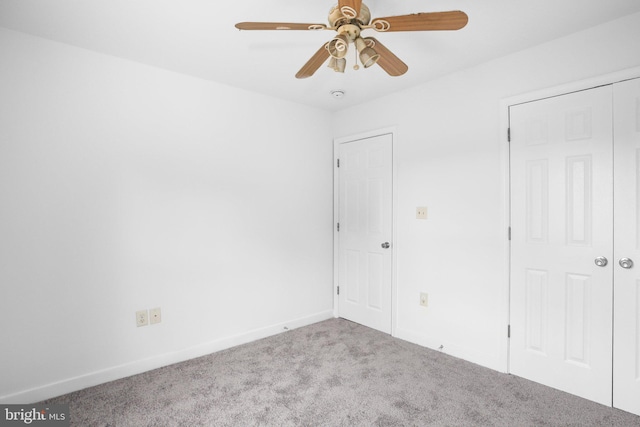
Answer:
509, 85, 614, 406
613, 77, 640, 416
510, 78, 640, 416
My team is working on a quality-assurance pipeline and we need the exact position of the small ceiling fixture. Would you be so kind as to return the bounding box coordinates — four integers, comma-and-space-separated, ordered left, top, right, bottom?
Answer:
330, 90, 345, 98
235, 0, 468, 79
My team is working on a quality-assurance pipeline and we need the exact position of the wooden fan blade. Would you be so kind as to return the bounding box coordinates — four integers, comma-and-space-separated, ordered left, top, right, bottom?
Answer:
295, 43, 330, 79
371, 11, 468, 32
338, 0, 362, 19
235, 22, 327, 31
365, 37, 408, 77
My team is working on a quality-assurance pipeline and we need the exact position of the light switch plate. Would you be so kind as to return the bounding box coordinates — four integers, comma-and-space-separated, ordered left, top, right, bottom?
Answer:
416, 207, 428, 219
420, 293, 428, 307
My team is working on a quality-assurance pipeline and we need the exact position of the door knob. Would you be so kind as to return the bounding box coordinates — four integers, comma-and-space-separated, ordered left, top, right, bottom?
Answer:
381, 242, 390, 249
619, 258, 634, 269
594, 257, 608, 267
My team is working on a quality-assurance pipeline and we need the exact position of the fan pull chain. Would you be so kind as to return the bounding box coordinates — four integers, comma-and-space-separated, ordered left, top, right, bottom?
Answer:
353, 47, 360, 71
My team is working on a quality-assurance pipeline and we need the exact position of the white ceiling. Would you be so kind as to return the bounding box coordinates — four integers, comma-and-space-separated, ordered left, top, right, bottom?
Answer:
1, 0, 640, 111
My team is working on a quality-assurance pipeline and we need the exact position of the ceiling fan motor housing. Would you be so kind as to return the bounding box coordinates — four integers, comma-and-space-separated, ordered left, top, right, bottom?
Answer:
337, 24, 361, 42
329, 3, 371, 28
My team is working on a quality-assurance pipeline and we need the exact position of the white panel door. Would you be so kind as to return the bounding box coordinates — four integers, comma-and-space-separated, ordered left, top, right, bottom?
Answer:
338, 133, 392, 334
510, 86, 614, 405
613, 77, 640, 416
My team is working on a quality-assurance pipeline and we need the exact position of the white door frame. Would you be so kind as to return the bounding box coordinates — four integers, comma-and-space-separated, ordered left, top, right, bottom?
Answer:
499, 66, 640, 373
333, 127, 398, 336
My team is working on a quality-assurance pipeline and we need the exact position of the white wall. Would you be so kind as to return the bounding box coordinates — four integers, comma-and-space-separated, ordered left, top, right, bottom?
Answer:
332, 12, 640, 371
0, 28, 334, 403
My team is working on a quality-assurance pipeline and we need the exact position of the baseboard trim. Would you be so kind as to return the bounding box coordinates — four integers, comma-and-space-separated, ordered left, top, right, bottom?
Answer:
0, 310, 334, 404
394, 326, 504, 373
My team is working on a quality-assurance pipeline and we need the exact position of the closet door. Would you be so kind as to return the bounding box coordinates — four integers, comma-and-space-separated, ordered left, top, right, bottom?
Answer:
509, 85, 614, 405
613, 77, 640, 416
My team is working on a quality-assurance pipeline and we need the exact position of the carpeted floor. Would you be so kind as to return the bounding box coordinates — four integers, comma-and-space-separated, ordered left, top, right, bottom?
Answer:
42, 318, 640, 426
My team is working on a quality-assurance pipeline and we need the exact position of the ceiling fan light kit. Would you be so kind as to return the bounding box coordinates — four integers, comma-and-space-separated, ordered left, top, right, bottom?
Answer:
235, 1, 468, 79
328, 57, 347, 73
355, 36, 379, 68
328, 33, 349, 59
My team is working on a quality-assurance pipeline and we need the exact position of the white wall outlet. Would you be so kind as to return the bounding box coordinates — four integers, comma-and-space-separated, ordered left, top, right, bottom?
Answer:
416, 207, 428, 219
136, 310, 148, 327
149, 307, 161, 324
420, 292, 429, 307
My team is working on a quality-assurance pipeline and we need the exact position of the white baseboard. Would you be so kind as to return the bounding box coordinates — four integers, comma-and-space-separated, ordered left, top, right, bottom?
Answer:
0, 310, 334, 404
394, 326, 505, 374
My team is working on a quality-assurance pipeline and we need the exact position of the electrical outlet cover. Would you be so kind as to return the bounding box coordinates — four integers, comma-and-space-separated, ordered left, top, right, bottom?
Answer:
149, 307, 162, 324
136, 310, 148, 327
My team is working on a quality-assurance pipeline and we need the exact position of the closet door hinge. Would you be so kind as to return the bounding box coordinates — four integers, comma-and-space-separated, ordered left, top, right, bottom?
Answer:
507, 127, 511, 142
337, 158, 340, 168
508, 227, 511, 241
337, 222, 340, 232
337, 286, 340, 295
508, 324, 511, 338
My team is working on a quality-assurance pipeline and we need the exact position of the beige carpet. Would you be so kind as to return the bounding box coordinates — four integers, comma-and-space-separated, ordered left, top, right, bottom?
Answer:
43, 318, 640, 426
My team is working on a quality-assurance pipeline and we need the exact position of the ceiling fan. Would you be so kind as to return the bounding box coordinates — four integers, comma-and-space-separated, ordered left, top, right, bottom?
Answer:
235, 0, 468, 79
